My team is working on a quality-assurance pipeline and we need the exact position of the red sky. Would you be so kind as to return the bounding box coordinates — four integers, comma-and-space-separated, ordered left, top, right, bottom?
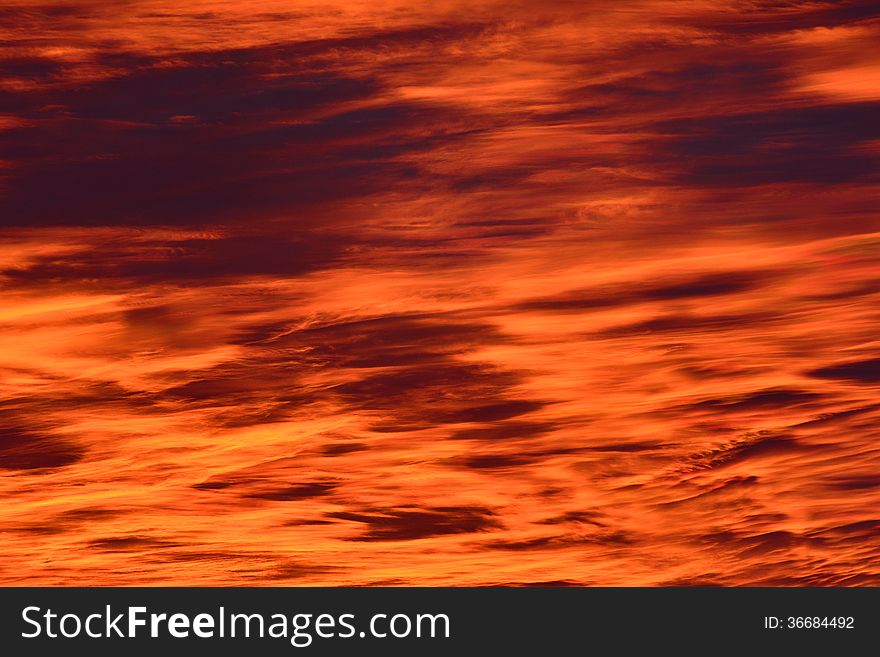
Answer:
1, 0, 879, 585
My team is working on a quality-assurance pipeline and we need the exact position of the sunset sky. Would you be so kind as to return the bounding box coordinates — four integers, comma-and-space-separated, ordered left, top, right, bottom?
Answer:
1, 0, 879, 585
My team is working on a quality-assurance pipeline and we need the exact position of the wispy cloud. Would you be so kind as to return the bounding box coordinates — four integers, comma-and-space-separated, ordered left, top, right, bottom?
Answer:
0, 0, 878, 586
